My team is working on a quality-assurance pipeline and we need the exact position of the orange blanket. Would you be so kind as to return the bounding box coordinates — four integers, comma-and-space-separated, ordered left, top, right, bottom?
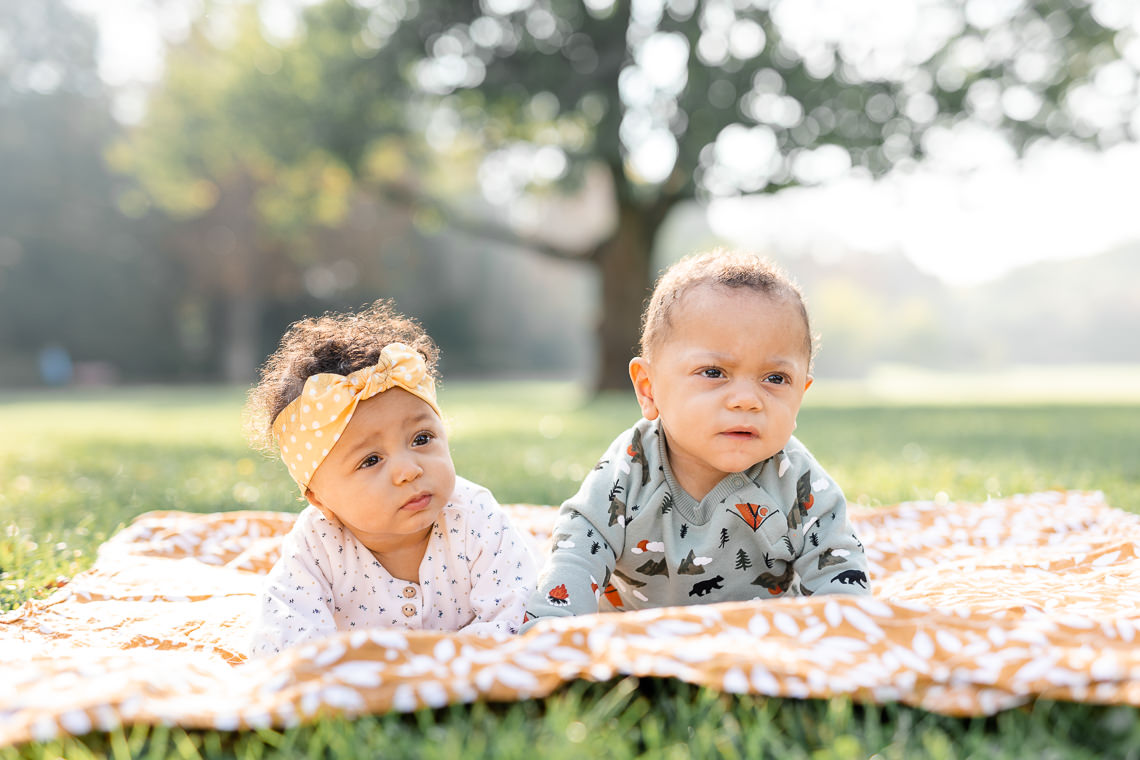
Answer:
3, 491, 1139, 745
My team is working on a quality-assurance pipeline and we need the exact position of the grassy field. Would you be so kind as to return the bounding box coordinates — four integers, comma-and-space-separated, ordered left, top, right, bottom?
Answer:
2, 380, 1140, 758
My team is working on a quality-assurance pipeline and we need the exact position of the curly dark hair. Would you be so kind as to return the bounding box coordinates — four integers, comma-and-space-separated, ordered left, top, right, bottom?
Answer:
640, 248, 815, 366
244, 300, 439, 451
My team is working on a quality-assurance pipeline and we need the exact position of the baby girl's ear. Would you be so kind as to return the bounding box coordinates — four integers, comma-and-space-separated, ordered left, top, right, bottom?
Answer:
628, 357, 659, 421
305, 489, 341, 525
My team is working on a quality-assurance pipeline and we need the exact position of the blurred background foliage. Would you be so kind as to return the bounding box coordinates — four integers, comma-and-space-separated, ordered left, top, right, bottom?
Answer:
1, 0, 1138, 390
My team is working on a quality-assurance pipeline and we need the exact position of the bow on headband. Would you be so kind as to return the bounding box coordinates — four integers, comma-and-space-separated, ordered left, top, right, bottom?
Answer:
271, 342, 441, 492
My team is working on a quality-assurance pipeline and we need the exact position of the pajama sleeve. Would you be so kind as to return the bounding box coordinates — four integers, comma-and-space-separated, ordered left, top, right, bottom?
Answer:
785, 445, 871, 596
457, 488, 539, 637
519, 430, 635, 631
247, 516, 339, 657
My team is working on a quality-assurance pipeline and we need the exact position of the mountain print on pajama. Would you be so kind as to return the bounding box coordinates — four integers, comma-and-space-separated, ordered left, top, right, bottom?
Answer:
521, 418, 869, 629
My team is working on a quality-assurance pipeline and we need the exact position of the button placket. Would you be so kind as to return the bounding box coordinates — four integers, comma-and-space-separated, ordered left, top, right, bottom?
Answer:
401, 584, 418, 618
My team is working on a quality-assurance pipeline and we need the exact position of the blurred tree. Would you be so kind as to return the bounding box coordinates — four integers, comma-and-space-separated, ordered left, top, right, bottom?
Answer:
256, 0, 1137, 389
0, 0, 176, 383
109, 0, 597, 382
112, 0, 1138, 386
109, 2, 388, 382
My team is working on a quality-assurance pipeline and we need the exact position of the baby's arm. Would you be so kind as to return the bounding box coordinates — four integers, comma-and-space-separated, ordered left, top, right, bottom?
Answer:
247, 514, 339, 656
787, 454, 870, 596
519, 433, 632, 632
458, 489, 539, 637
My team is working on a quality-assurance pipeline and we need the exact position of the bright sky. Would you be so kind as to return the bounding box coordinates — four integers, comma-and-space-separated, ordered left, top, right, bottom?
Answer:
708, 139, 1140, 285
69, 0, 1140, 287
69, 0, 169, 87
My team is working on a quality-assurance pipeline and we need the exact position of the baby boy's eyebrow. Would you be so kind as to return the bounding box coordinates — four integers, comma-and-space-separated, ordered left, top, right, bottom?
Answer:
684, 349, 734, 364
688, 350, 800, 370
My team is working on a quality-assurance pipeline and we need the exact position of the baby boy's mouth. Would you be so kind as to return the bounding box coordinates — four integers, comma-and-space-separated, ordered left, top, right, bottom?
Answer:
721, 428, 759, 439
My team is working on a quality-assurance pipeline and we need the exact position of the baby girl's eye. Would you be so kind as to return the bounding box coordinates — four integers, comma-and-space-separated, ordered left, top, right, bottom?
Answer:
358, 454, 380, 469
765, 373, 787, 385
700, 368, 725, 379
412, 431, 434, 446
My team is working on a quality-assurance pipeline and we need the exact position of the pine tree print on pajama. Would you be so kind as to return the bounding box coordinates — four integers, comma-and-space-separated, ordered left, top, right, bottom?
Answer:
521, 418, 869, 627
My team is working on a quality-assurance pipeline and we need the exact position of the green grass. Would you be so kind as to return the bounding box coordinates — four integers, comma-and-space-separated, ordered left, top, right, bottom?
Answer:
8, 684, 1140, 759
2, 381, 1140, 758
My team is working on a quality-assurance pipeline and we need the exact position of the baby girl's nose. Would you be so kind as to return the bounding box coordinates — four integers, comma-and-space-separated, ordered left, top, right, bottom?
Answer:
391, 455, 423, 483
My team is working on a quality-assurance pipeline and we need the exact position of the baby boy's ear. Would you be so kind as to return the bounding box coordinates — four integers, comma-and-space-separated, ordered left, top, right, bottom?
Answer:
628, 357, 660, 421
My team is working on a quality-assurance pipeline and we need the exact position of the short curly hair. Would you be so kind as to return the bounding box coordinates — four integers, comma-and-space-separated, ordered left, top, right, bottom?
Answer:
244, 299, 439, 451
640, 248, 815, 365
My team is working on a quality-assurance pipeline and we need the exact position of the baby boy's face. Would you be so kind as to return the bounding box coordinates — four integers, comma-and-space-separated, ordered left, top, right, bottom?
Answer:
630, 284, 813, 500
304, 387, 456, 555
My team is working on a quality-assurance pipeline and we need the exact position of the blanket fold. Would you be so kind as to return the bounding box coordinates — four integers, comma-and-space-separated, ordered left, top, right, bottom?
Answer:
3, 491, 1139, 745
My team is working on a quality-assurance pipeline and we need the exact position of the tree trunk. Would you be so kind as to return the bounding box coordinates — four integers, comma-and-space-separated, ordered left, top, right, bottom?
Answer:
221, 291, 259, 384
215, 173, 262, 384
593, 201, 657, 391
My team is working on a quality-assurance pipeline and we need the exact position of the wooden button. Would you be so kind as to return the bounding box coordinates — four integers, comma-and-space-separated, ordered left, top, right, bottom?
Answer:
402, 604, 416, 617
402, 585, 417, 598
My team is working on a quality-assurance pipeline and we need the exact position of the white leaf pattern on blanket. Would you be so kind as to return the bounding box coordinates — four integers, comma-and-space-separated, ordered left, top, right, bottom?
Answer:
3, 491, 1140, 746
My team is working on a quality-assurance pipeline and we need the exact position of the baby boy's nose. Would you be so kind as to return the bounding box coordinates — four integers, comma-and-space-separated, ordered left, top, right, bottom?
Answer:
728, 381, 763, 410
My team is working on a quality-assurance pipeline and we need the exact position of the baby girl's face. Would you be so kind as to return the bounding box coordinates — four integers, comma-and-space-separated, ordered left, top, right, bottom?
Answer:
304, 388, 456, 554
630, 284, 813, 500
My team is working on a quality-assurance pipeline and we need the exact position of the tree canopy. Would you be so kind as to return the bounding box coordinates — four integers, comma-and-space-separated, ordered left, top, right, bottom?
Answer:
226, 0, 1136, 388
91, 0, 1140, 388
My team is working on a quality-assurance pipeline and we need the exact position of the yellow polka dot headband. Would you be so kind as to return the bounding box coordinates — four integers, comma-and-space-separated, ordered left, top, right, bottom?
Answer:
271, 343, 441, 492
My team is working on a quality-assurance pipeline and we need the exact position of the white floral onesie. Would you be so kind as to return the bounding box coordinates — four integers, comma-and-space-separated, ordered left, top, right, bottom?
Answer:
248, 476, 537, 657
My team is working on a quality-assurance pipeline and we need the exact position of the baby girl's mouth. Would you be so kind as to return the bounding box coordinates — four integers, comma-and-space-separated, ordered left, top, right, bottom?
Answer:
721, 428, 759, 439
401, 492, 433, 511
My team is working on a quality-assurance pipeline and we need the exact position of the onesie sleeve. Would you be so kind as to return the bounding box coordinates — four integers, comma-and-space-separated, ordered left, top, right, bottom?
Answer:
247, 510, 339, 657
519, 429, 635, 632
784, 448, 870, 596
457, 487, 539, 637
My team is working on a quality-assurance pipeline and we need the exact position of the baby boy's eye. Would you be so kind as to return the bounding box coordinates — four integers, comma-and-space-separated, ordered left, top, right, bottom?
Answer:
765, 373, 787, 385
700, 368, 725, 379
412, 431, 434, 446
